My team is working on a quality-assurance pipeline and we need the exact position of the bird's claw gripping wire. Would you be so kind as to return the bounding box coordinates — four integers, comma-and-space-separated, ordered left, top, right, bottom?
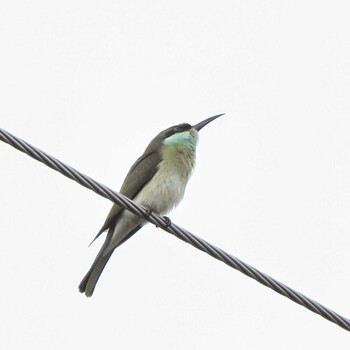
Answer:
162, 216, 172, 227
144, 207, 153, 219
143, 207, 171, 228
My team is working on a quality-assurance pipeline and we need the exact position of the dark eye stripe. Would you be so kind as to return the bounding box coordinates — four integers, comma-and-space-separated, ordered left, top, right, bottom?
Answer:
175, 123, 191, 132
164, 123, 191, 138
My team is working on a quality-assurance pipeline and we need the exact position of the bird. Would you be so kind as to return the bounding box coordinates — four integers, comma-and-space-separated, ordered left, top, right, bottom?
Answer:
79, 114, 224, 297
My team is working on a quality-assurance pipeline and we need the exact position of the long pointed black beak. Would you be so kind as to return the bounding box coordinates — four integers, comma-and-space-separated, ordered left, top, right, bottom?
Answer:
193, 113, 224, 131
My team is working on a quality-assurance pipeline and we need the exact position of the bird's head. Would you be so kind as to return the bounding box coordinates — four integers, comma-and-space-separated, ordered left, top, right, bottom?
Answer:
142, 114, 224, 156
162, 113, 224, 148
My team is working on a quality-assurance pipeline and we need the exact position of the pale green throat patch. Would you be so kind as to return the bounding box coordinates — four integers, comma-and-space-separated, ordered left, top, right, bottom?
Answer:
163, 130, 198, 147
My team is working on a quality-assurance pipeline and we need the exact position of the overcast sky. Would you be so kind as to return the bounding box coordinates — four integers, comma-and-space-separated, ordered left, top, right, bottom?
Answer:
1, 1, 350, 348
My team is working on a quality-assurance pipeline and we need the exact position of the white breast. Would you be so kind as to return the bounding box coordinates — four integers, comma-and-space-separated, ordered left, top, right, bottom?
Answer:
134, 145, 196, 215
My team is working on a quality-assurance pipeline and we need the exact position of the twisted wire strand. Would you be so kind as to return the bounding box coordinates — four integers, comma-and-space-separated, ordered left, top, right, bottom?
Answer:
1, 127, 349, 332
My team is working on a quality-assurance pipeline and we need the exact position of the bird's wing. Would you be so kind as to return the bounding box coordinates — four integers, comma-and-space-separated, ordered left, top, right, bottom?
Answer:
120, 151, 161, 198
89, 151, 161, 244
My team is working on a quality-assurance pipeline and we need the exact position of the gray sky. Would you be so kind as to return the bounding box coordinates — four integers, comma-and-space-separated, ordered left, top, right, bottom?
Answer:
1, 1, 350, 348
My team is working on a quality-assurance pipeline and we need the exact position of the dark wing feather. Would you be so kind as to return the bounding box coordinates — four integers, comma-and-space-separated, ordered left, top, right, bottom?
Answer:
89, 150, 161, 244
120, 151, 161, 198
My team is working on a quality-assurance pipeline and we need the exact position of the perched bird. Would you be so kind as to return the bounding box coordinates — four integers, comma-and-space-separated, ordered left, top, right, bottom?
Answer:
79, 114, 223, 297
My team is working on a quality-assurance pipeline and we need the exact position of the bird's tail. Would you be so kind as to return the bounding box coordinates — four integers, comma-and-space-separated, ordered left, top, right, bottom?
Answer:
78, 250, 114, 297
79, 224, 143, 297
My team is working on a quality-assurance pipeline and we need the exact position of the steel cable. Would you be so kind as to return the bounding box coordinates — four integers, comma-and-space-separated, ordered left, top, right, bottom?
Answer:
1, 127, 349, 332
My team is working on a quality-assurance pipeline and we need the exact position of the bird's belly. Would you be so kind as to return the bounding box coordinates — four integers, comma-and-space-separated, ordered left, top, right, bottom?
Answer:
134, 169, 188, 215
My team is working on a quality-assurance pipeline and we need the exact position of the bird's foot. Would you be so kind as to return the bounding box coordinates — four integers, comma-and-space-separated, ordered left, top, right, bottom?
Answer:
144, 207, 171, 228
162, 216, 172, 227
144, 206, 153, 219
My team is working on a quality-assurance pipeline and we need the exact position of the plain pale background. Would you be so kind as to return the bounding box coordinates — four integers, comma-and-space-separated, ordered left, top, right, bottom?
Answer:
1, 1, 350, 348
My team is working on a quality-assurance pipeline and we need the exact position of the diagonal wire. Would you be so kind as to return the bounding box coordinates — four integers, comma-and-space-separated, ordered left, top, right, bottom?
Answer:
1, 127, 349, 332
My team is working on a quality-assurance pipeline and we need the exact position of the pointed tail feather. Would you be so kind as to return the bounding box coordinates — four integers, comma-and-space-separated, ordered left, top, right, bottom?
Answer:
78, 250, 114, 297
79, 225, 143, 297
